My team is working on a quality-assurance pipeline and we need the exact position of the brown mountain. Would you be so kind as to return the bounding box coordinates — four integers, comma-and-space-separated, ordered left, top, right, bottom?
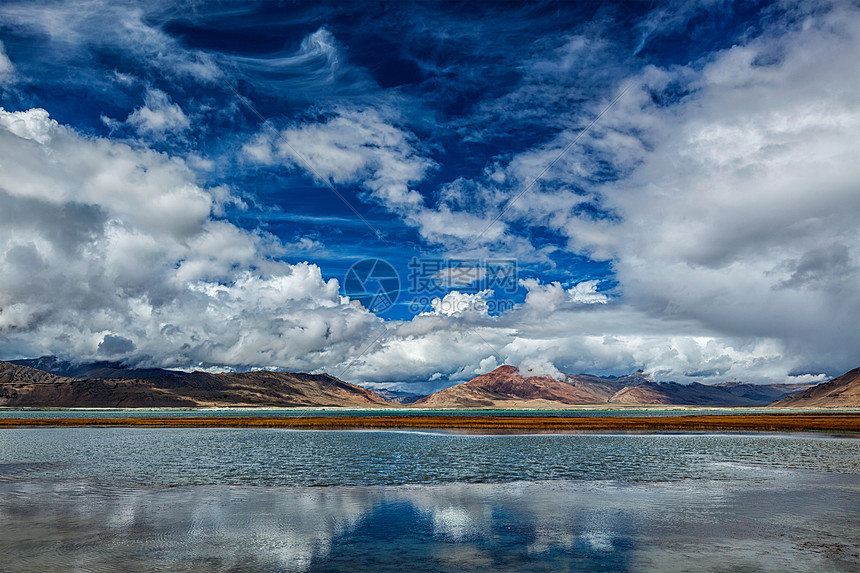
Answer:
0, 361, 389, 408
414, 365, 812, 408
415, 365, 634, 408
770, 367, 860, 408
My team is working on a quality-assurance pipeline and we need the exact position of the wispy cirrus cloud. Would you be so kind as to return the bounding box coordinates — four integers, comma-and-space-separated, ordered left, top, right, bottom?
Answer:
0, 40, 15, 84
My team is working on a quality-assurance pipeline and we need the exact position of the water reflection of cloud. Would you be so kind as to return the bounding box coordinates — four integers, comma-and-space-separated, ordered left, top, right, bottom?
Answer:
429, 506, 474, 539
0, 483, 378, 572
2, 478, 858, 572
396, 481, 630, 555
5, 480, 633, 571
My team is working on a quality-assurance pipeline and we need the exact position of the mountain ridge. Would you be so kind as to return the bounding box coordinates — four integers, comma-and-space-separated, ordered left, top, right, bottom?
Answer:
0, 361, 389, 408
3, 358, 852, 409
414, 365, 814, 408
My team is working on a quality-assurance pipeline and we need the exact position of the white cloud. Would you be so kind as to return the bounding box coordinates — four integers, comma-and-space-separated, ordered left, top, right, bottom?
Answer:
568, 280, 608, 305
0, 2, 222, 83
0, 107, 377, 368
359, 308, 806, 388
352, 1, 860, 385
0, 107, 52, 143
519, 278, 607, 314
421, 290, 493, 318
245, 107, 431, 213
632, 0, 728, 55
243, 100, 538, 255
520, 279, 567, 314
564, 2, 860, 375
431, 264, 486, 289
125, 88, 190, 138
228, 27, 376, 98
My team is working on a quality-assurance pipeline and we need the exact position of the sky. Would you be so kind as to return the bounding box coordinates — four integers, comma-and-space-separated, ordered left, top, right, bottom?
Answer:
0, 0, 858, 391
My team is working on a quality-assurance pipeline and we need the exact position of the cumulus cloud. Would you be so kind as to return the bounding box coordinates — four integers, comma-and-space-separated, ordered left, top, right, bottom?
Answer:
352, 0, 859, 384
564, 1, 860, 376
568, 280, 608, 305
421, 290, 493, 318
520, 278, 608, 311
0, 107, 376, 368
125, 88, 191, 139
520, 279, 568, 314
346, 300, 813, 390
244, 106, 432, 213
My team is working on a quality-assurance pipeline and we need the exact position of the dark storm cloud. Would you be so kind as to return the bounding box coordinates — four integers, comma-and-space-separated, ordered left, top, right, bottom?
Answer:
98, 334, 136, 356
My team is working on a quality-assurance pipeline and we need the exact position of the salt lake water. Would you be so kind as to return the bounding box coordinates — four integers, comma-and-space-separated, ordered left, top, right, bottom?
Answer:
1, 426, 859, 571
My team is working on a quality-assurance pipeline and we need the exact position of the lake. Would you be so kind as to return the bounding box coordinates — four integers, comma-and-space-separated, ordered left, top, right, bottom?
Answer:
1, 427, 859, 571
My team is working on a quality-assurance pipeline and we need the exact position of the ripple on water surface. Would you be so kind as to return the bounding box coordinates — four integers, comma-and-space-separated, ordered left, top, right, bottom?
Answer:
2, 428, 860, 486
1, 429, 859, 571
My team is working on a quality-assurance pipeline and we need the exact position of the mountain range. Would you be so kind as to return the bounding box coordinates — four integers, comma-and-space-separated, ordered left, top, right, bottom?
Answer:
412, 365, 814, 408
1, 358, 857, 408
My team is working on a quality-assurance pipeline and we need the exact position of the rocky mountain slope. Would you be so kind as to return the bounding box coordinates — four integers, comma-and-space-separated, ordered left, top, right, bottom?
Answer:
770, 367, 860, 407
0, 361, 389, 408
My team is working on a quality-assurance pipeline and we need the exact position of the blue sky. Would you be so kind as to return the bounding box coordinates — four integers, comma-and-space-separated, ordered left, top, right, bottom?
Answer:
1, 1, 858, 391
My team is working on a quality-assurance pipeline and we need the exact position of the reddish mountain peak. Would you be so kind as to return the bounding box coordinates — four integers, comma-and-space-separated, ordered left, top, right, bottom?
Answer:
490, 365, 520, 376
469, 365, 567, 387
467, 365, 528, 386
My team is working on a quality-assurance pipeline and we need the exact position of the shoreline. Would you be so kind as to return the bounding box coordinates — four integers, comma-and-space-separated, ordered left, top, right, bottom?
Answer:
2, 413, 860, 433
2, 405, 858, 412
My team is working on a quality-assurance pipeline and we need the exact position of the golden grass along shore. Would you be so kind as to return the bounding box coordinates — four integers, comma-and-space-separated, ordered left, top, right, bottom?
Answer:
2, 413, 860, 432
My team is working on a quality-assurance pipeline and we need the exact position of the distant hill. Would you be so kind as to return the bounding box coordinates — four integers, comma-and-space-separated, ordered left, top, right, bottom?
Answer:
414, 365, 812, 408
0, 361, 390, 408
370, 388, 427, 404
606, 379, 813, 406
770, 368, 860, 408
